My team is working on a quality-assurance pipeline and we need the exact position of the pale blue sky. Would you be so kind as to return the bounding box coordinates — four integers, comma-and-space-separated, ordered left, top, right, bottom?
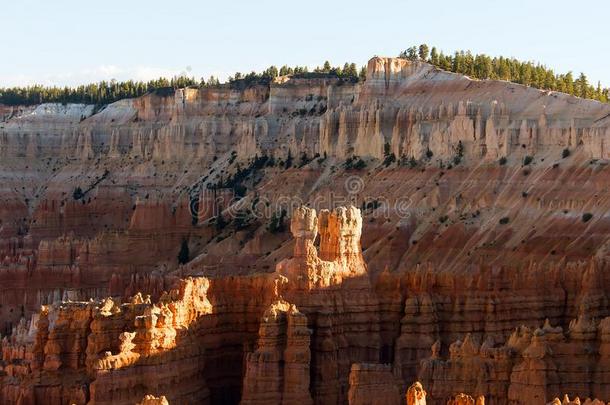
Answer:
2, 0, 609, 87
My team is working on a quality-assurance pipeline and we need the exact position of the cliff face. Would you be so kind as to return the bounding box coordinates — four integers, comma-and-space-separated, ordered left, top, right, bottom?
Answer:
2, 58, 609, 167
1, 205, 610, 404
1, 56, 610, 404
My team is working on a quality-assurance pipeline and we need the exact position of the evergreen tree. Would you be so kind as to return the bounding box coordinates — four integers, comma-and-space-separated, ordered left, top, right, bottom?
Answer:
2, 47, 608, 106
430, 47, 439, 65
285, 150, 293, 168
577, 73, 589, 98
407, 46, 418, 60
268, 209, 287, 233
178, 240, 190, 264
264, 65, 279, 79
359, 66, 367, 82
347, 63, 358, 78
215, 213, 228, 231
564, 72, 575, 95
395, 44, 608, 103
418, 44, 430, 61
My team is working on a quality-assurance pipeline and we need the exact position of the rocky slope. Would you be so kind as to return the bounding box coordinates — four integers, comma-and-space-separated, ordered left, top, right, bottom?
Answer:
1, 56, 610, 404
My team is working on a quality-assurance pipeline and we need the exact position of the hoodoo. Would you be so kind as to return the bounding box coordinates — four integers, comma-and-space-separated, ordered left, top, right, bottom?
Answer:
1, 54, 610, 404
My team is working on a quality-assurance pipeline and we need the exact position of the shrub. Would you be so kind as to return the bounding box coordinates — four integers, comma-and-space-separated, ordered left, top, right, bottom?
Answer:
499, 217, 510, 225
353, 158, 367, 170
499, 157, 507, 165
190, 198, 199, 225
268, 209, 287, 233
345, 156, 366, 170
384, 142, 391, 156
383, 153, 396, 167
252, 154, 270, 169
299, 152, 311, 167
233, 184, 247, 198
453, 141, 464, 165
284, 151, 293, 168
228, 151, 237, 164
215, 214, 228, 231
562, 148, 570, 158
582, 213, 593, 223
72, 187, 84, 200
426, 148, 433, 159
362, 199, 381, 211
234, 209, 253, 230
523, 155, 533, 165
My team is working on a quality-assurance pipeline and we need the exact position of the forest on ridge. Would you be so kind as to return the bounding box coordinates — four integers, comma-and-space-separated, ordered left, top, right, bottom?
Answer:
0, 45, 607, 106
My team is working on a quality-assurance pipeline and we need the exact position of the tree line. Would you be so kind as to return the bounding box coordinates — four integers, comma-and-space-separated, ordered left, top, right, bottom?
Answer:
0, 76, 207, 106
7, 45, 603, 107
227, 61, 366, 88
0, 61, 366, 106
399, 44, 609, 103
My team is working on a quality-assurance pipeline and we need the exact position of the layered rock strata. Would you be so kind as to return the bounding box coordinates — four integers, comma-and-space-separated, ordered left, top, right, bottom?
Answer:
1, 55, 610, 404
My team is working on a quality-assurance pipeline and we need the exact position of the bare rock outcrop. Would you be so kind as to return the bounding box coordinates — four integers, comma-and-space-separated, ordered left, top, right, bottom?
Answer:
241, 300, 312, 405
406, 381, 427, 405
1, 277, 213, 405
347, 363, 402, 405
2, 54, 610, 404
137, 395, 170, 405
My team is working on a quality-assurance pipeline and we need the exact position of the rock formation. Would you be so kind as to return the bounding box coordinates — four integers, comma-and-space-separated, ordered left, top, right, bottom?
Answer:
348, 363, 402, 405
1, 277, 213, 404
547, 396, 608, 405
2, 55, 610, 404
241, 300, 313, 405
136, 395, 169, 405
406, 381, 428, 405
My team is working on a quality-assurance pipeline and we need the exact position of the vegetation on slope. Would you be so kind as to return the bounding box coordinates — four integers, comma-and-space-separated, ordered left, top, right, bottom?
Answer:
0, 61, 365, 106
399, 44, 609, 103
0, 76, 203, 107
227, 61, 365, 89
1, 46, 607, 106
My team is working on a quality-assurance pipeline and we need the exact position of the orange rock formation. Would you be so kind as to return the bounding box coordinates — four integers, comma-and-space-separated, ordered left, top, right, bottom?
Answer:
1, 55, 610, 404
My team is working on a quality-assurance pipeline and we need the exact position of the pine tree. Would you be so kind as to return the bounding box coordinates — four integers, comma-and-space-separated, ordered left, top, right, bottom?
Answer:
178, 240, 190, 264
285, 150, 293, 168
347, 63, 358, 78
359, 66, 367, 82
430, 47, 439, 65
418, 44, 430, 61
577, 73, 589, 99
264, 66, 279, 79
564, 72, 575, 95
407, 46, 418, 61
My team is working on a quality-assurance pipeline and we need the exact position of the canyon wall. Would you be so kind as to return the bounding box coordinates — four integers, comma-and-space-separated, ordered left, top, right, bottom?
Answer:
3, 206, 609, 403
1, 57, 610, 403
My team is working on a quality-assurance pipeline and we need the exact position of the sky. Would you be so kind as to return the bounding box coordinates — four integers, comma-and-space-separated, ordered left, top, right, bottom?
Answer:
2, 0, 609, 87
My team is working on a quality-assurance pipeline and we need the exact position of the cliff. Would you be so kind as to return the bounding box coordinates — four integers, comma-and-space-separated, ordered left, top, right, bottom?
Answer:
1, 55, 610, 404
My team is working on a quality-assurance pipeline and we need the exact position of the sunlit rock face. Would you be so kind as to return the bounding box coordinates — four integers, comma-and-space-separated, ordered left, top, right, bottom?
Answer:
2, 204, 610, 404
2, 56, 610, 404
